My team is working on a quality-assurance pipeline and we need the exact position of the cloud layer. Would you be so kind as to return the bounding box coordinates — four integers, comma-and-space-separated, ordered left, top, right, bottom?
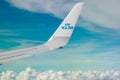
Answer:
0, 67, 120, 80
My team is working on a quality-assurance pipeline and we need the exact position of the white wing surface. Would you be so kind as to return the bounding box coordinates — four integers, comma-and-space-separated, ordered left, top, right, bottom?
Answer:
0, 2, 84, 64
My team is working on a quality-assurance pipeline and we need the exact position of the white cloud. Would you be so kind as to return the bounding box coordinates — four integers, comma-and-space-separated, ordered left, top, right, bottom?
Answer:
66, 41, 97, 54
0, 70, 16, 80
80, 0, 120, 30
0, 67, 120, 80
6, 0, 77, 18
16, 68, 38, 80
0, 29, 19, 36
9, 39, 43, 49
6, 0, 120, 31
0, 39, 43, 51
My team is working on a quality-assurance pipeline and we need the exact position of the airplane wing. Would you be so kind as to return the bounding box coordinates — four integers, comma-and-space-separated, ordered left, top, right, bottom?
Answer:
0, 2, 84, 64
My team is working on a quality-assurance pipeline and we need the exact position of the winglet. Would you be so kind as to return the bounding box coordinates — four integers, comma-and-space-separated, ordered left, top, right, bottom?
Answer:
0, 2, 84, 64
46, 2, 84, 49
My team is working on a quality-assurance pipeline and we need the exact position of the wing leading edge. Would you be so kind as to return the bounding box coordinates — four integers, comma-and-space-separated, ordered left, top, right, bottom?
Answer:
0, 2, 84, 64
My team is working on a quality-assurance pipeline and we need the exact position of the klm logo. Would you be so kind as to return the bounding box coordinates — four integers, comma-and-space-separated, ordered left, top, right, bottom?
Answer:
62, 23, 73, 30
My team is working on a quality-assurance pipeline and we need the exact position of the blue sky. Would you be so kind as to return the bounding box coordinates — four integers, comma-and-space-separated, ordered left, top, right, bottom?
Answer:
0, 0, 120, 72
